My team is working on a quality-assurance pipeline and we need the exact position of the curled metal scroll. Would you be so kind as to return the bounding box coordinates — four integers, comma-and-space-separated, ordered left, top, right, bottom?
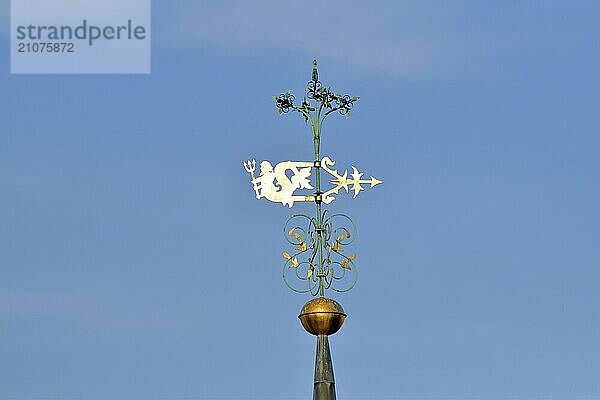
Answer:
282, 212, 358, 295
321, 211, 359, 293
282, 214, 319, 294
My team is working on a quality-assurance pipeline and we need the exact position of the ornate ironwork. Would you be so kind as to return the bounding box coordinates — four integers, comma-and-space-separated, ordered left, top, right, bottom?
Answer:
282, 212, 358, 295
274, 60, 359, 124
274, 60, 371, 296
244, 59, 381, 297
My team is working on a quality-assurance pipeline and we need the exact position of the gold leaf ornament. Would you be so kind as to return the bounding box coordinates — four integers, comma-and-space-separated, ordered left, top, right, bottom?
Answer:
341, 254, 356, 270
331, 241, 341, 252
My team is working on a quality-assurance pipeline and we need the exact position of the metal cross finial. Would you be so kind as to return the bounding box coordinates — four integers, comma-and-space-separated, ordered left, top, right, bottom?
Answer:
244, 60, 382, 297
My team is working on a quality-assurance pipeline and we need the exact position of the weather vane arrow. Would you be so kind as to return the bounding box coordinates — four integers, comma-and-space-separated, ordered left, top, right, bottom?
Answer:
242, 156, 382, 207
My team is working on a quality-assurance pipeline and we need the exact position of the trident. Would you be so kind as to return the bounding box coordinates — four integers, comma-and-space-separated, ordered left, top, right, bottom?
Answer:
243, 159, 261, 199
243, 159, 256, 179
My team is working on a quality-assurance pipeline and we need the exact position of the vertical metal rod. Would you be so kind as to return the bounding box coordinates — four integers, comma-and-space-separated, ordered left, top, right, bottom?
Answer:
311, 60, 325, 298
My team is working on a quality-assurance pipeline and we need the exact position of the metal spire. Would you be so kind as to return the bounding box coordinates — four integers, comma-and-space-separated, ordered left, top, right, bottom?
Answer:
243, 60, 382, 399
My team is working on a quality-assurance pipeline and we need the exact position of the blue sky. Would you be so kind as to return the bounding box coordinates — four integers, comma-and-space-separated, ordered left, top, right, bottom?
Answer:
1, 1, 600, 398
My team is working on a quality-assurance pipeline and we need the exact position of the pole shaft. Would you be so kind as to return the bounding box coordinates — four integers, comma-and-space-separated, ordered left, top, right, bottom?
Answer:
313, 334, 336, 400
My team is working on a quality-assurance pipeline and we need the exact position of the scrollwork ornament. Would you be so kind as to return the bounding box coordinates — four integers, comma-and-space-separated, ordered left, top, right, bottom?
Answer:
273, 59, 359, 125
282, 211, 358, 295
275, 91, 295, 114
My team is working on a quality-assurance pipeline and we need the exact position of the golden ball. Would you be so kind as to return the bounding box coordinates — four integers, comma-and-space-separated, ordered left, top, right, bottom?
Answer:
298, 297, 346, 336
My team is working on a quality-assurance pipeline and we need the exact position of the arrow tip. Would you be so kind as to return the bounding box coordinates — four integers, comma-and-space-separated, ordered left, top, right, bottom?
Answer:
370, 177, 383, 187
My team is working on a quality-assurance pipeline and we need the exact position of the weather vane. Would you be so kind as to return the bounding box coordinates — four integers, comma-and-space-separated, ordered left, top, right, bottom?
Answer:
243, 60, 382, 400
